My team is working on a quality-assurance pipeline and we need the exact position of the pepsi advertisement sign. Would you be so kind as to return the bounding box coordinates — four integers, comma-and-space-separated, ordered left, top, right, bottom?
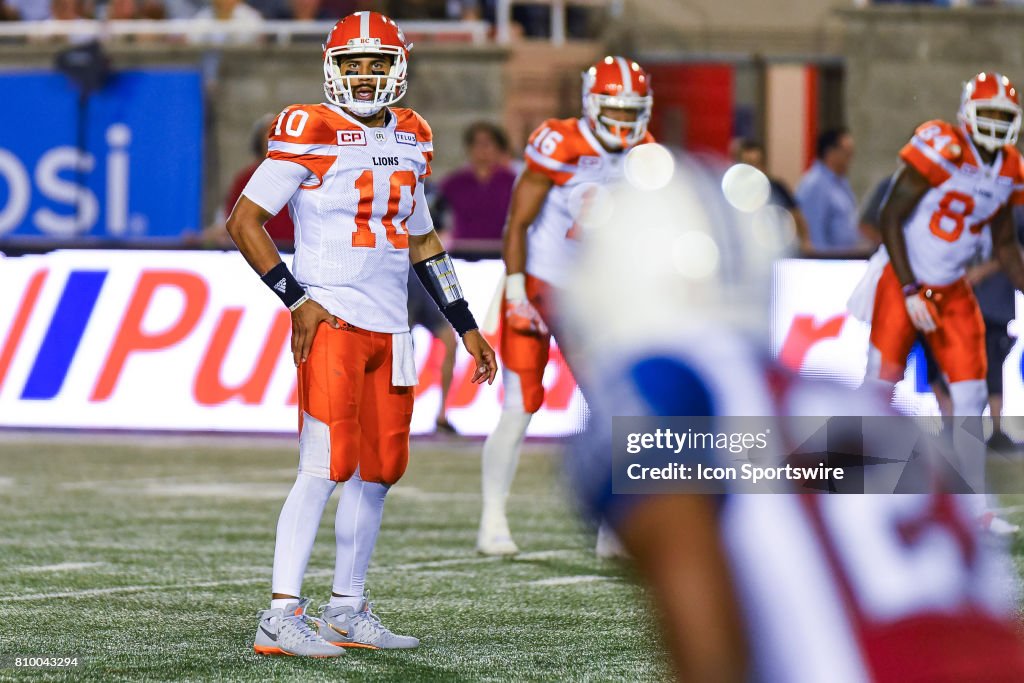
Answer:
0, 70, 203, 241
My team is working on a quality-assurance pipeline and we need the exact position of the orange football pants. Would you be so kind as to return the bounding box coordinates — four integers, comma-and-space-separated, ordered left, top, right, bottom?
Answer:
298, 320, 414, 485
870, 264, 986, 384
500, 274, 561, 414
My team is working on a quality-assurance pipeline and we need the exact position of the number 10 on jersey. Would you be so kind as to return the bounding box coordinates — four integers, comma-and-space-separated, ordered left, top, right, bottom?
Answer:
351, 169, 417, 249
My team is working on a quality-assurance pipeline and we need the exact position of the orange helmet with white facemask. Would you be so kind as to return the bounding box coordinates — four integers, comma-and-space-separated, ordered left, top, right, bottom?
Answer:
322, 11, 412, 117
581, 56, 653, 150
958, 72, 1022, 152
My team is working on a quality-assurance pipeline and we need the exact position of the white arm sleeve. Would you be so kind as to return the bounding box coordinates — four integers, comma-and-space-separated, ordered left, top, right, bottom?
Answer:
406, 182, 435, 236
240, 158, 313, 216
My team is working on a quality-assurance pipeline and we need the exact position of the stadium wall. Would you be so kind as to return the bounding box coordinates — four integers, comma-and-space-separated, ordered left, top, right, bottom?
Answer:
843, 7, 1024, 197
0, 42, 526, 228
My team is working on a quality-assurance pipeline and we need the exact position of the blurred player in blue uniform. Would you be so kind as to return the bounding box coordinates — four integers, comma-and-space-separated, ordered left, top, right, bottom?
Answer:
561, 145, 1024, 682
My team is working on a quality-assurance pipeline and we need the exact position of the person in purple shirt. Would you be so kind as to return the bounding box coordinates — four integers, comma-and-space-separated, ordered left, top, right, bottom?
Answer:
405, 122, 515, 434
435, 121, 517, 254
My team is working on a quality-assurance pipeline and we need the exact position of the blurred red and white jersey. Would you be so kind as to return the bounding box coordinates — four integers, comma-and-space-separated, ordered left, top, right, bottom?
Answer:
727, 490, 1023, 682
899, 119, 1024, 286
715, 351, 1023, 682
243, 103, 434, 332
573, 329, 1024, 679
522, 117, 654, 288
576, 334, 1024, 683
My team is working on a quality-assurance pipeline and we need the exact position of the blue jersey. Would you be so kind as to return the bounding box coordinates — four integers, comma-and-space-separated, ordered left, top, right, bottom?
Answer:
568, 332, 1023, 682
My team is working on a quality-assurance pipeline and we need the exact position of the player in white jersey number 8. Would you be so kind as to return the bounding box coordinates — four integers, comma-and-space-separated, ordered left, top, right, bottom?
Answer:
870, 71, 1024, 535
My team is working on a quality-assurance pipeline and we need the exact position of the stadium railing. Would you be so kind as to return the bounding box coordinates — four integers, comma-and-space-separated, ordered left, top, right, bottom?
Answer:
0, 19, 492, 46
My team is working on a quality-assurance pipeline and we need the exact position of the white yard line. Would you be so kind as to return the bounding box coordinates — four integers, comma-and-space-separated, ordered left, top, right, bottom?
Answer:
17, 562, 107, 573
388, 487, 480, 502
5, 576, 270, 602
525, 575, 611, 587
514, 550, 576, 561
1, 550, 579, 601
0, 476, 13, 489
384, 556, 504, 571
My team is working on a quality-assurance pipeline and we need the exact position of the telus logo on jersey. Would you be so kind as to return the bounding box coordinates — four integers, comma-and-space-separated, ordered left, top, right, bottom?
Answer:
337, 130, 366, 146
395, 131, 417, 146
372, 156, 400, 166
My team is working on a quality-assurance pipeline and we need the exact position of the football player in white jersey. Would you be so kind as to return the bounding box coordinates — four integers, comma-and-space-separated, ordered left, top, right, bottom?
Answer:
870, 72, 1024, 534
563, 145, 1024, 683
477, 56, 654, 556
226, 11, 497, 656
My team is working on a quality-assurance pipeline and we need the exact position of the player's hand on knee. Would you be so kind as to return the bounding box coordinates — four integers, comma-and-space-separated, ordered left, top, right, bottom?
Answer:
904, 293, 938, 334
290, 298, 340, 365
462, 330, 498, 385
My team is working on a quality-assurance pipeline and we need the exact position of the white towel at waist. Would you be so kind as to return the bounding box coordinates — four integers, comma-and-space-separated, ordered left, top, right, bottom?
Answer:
391, 331, 418, 386
847, 247, 889, 323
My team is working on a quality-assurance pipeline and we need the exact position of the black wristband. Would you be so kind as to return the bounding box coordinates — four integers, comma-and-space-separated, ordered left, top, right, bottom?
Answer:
441, 299, 478, 337
261, 262, 307, 311
413, 252, 478, 336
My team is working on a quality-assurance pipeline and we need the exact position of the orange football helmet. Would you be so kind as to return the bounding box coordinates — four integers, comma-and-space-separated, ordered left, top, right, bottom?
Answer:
958, 71, 1022, 152
581, 56, 653, 150
322, 11, 412, 116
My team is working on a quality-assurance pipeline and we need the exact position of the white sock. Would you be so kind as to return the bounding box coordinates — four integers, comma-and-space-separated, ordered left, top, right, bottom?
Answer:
333, 469, 388, 598
270, 598, 293, 611
949, 380, 989, 514
271, 473, 337, 598
328, 595, 363, 610
481, 374, 533, 524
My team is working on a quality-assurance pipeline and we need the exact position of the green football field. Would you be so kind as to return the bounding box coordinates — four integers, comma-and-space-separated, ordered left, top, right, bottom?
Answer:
0, 434, 667, 682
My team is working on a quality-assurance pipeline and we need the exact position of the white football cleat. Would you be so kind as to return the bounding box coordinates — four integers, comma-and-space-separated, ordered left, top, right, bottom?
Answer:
477, 512, 519, 556
595, 523, 629, 560
319, 595, 419, 649
253, 598, 346, 657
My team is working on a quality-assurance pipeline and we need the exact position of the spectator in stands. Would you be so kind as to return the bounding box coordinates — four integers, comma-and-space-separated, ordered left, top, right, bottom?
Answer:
7, 0, 57, 20
732, 138, 813, 254
50, 0, 90, 19
407, 268, 460, 434
436, 121, 516, 254
393, 0, 448, 19
106, 0, 138, 18
140, 0, 166, 18
195, 0, 262, 20
191, 0, 263, 44
279, 0, 324, 19
857, 174, 891, 249
104, 0, 165, 19
201, 113, 294, 248
966, 229, 1021, 453
796, 127, 864, 253
164, 0, 198, 17
318, 0, 382, 17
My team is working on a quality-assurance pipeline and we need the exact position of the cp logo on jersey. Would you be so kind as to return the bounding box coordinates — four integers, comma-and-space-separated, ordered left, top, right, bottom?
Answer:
337, 130, 366, 146
374, 130, 387, 143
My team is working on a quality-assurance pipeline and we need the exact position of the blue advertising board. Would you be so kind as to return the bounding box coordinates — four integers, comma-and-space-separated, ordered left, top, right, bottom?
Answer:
0, 69, 203, 241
